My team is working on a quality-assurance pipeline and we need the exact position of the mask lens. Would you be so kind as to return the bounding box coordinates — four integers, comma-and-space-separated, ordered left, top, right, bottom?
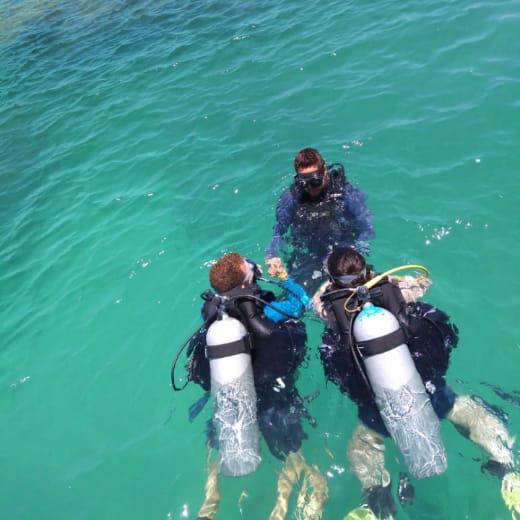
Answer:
296, 168, 324, 190
330, 267, 367, 287
309, 176, 322, 188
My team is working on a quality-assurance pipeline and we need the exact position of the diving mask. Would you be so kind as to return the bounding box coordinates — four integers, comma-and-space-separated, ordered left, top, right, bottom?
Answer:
326, 266, 367, 287
295, 168, 325, 190
243, 258, 262, 284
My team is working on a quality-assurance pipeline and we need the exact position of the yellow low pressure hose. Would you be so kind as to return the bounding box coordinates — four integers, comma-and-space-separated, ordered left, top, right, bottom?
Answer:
364, 264, 429, 290
344, 265, 429, 313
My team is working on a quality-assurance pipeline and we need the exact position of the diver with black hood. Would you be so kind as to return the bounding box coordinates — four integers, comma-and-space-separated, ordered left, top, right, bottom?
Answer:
172, 253, 328, 520
313, 247, 518, 519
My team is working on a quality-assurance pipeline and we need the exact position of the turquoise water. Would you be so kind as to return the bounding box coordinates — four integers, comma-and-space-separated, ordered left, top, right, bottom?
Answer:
1, 0, 519, 518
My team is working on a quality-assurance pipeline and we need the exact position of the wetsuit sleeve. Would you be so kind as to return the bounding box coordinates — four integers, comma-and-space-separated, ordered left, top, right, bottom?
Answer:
380, 280, 407, 317
263, 278, 310, 323
265, 189, 296, 259
237, 299, 278, 338
342, 184, 374, 253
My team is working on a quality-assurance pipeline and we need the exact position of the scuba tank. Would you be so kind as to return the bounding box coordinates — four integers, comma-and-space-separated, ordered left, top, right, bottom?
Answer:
172, 275, 308, 474
353, 302, 447, 478
206, 312, 261, 477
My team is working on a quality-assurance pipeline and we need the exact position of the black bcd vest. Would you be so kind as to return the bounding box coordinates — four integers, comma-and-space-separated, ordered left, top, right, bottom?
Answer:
289, 164, 355, 257
320, 278, 458, 406
187, 283, 307, 390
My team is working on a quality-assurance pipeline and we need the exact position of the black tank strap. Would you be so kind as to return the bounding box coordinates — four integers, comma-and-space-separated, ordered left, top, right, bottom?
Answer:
357, 328, 407, 358
205, 334, 253, 359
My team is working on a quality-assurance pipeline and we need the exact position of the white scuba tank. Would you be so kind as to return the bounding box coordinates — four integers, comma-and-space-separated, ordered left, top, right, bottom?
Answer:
353, 303, 447, 478
206, 312, 261, 476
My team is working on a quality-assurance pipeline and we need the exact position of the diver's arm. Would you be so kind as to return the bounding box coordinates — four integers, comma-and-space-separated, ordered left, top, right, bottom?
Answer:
237, 299, 277, 338
379, 279, 409, 317
343, 185, 374, 252
263, 278, 309, 323
265, 190, 295, 259
312, 281, 330, 320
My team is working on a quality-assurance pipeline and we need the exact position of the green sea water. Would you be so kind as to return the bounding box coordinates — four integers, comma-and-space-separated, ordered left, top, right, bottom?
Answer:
1, 1, 519, 518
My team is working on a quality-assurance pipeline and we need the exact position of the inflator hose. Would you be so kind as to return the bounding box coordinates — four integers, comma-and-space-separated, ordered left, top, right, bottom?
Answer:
171, 317, 212, 392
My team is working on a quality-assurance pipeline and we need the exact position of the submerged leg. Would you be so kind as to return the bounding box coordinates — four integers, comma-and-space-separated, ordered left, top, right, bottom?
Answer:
447, 395, 515, 468
295, 459, 329, 520
448, 395, 518, 518
347, 423, 396, 519
197, 449, 221, 520
269, 450, 306, 520
348, 423, 390, 491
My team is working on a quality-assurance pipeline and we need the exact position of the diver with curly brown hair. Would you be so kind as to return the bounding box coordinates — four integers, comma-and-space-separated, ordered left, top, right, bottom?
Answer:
173, 253, 328, 520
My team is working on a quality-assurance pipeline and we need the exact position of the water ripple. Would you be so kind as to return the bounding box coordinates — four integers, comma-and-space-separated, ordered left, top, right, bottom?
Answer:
1, 1, 519, 518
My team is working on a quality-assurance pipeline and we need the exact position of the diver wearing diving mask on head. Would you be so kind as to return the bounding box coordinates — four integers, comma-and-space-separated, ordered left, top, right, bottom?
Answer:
313, 247, 517, 519
173, 253, 328, 520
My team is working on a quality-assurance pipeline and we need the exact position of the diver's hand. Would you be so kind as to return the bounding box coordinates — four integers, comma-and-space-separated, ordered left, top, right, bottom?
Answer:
266, 257, 286, 278
396, 275, 432, 302
312, 281, 330, 320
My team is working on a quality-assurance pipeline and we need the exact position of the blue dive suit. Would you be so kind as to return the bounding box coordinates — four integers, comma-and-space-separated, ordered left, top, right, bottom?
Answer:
265, 164, 374, 293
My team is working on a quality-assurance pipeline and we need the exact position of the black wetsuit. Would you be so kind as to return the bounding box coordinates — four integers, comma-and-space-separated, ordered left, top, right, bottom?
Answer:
319, 278, 459, 436
187, 283, 311, 460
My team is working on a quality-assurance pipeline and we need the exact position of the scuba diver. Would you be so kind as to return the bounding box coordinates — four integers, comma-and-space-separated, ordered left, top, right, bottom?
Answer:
172, 253, 328, 520
265, 147, 374, 294
313, 246, 518, 519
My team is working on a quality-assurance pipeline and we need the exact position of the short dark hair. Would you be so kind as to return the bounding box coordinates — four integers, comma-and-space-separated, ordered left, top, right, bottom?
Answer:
209, 253, 244, 293
294, 147, 325, 172
327, 247, 369, 284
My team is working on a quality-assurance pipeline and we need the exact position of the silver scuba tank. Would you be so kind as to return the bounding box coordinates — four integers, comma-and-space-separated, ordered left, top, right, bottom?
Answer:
206, 312, 261, 476
353, 302, 448, 478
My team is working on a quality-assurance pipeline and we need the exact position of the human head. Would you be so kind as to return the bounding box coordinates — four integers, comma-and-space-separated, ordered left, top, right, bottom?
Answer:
209, 253, 260, 293
210, 253, 246, 293
294, 147, 325, 172
294, 147, 328, 197
326, 247, 370, 286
